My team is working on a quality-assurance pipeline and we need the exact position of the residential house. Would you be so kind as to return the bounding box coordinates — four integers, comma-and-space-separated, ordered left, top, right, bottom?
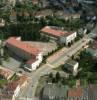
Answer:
54, 10, 81, 20
86, 41, 97, 58
5, 37, 43, 71
87, 84, 97, 100
64, 59, 79, 75
40, 26, 77, 45
39, 0, 50, 8
32, 0, 39, 5
0, 18, 5, 27
16, 75, 28, 89
68, 87, 88, 100
0, 66, 14, 80
42, 83, 68, 100
0, 82, 20, 100
35, 9, 53, 19
10, 11, 17, 22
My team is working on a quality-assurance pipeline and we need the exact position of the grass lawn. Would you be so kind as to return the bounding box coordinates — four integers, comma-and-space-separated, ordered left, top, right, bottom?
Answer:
0, 79, 8, 87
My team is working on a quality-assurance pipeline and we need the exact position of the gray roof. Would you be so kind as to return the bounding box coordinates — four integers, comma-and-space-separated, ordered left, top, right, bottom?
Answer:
88, 84, 97, 100
66, 59, 78, 66
42, 83, 68, 99
89, 25, 97, 38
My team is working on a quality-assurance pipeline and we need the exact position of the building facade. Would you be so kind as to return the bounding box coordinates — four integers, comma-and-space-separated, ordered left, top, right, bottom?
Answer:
40, 26, 77, 45
5, 37, 43, 71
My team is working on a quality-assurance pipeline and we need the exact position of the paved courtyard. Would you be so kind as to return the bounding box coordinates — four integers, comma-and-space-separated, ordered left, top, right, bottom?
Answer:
2, 57, 21, 72
23, 41, 58, 55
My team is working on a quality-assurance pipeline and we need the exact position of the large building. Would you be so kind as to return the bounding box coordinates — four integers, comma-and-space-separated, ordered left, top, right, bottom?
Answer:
68, 87, 88, 100
40, 26, 77, 45
42, 83, 68, 100
5, 37, 43, 71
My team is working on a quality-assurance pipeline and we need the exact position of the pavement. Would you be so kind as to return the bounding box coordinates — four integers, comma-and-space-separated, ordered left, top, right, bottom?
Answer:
30, 36, 90, 100
23, 41, 57, 56
2, 35, 90, 100
47, 37, 90, 67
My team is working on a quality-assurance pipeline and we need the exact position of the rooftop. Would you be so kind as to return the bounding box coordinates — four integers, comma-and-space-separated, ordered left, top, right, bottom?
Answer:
5, 82, 19, 91
35, 9, 53, 17
88, 84, 97, 99
42, 83, 68, 98
5, 37, 41, 56
90, 41, 97, 50
16, 75, 28, 86
40, 26, 74, 37
68, 87, 83, 97
0, 66, 14, 79
66, 59, 78, 66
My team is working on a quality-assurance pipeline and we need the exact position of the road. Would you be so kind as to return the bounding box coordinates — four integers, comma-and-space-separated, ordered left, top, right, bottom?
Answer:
30, 64, 52, 100
31, 36, 90, 100
49, 37, 90, 67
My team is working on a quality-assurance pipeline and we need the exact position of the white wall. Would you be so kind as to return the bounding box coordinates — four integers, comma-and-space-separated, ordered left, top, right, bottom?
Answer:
65, 32, 77, 45
14, 85, 20, 97
60, 32, 77, 45
25, 52, 43, 71
73, 62, 79, 76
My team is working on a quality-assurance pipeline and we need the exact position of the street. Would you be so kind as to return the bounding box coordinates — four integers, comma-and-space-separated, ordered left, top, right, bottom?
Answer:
30, 36, 90, 100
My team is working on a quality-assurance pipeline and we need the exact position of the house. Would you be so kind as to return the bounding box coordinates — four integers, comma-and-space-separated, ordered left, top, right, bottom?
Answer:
35, 9, 53, 18
86, 41, 97, 58
32, 0, 39, 5
64, 59, 79, 75
87, 84, 97, 100
55, 10, 81, 20
0, 82, 20, 100
40, 26, 77, 45
16, 75, 28, 89
39, 0, 50, 8
0, 18, 5, 27
42, 83, 68, 100
0, 66, 14, 80
10, 11, 17, 22
68, 87, 88, 100
5, 37, 43, 71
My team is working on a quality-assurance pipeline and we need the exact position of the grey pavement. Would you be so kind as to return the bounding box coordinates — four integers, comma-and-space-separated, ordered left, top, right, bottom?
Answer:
47, 37, 90, 67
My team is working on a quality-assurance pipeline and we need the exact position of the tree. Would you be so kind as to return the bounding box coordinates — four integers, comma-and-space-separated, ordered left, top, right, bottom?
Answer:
49, 73, 53, 79
55, 72, 60, 82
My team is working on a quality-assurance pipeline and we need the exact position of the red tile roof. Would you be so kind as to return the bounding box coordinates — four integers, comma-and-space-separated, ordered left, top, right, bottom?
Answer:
16, 75, 28, 86
0, 67, 13, 80
32, 0, 38, 4
26, 58, 37, 64
91, 41, 97, 50
68, 87, 83, 97
40, 26, 73, 37
6, 82, 19, 91
6, 37, 41, 56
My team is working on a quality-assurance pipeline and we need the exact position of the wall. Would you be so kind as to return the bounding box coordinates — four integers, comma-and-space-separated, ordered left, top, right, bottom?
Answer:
25, 52, 43, 71
6, 43, 34, 60
65, 32, 77, 45
14, 85, 20, 97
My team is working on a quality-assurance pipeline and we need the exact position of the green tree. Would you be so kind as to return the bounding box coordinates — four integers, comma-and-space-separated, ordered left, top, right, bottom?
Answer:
55, 72, 60, 82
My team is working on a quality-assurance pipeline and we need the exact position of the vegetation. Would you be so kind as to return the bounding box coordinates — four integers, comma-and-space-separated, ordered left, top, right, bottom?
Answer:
75, 50, 97, 85
0, 79, 7, 87
10, 73, 18, 81
54, 50, 97, 87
